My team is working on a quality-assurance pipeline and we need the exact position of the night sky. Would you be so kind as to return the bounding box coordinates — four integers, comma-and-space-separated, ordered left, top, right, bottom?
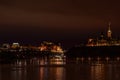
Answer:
0, 0, 120, 48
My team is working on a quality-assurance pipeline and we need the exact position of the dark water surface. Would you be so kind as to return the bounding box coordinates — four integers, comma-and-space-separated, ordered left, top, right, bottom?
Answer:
1, 57, 120, 80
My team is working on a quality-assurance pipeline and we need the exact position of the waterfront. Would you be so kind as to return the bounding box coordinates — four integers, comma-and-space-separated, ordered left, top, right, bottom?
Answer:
1, 56, 120, 80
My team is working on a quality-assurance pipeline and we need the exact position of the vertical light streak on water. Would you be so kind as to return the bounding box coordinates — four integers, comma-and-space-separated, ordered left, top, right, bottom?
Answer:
91, 62, 105, 80
39, 67, 65, 80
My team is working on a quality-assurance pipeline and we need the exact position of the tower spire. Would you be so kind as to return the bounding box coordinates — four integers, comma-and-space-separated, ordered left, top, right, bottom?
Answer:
108, 22, 111, 31
107, 22, 112, 39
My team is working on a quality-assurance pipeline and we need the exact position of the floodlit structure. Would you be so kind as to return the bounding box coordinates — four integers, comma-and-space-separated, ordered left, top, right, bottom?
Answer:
2, 43, 10, 49
87, 23, 120, 46
11, 43, 20, 49
38, 41, 64, 54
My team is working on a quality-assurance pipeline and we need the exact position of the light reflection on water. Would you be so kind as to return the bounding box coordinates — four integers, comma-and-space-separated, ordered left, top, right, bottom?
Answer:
39, 67, 65, 80
13, 56, 66, 66
1, 57, 120, 80
91, 62, 105, 80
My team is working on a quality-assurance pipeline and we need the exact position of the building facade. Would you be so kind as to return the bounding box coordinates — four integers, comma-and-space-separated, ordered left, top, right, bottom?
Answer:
87, 23, 120, 46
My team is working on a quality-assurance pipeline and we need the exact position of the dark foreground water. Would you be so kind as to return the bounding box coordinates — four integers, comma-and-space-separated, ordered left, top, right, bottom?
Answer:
1, 57, 120, 80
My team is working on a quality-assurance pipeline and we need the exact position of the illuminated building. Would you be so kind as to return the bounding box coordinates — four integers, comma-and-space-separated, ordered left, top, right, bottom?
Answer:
38, 45, 47, 51
107, 22, 112, 39
38, 41, 64, 54
87, 23, 120, 46
51, 45, 64, 53
2, 43, 10, 49
11, 43, 20, 49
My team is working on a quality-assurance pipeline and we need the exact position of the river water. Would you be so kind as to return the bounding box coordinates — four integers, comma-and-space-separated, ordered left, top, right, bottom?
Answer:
0, 57, 120, 80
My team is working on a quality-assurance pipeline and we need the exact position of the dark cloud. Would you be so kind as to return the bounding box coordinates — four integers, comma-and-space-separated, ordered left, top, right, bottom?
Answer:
0, 0, 120, 46
1, 0, 120, 26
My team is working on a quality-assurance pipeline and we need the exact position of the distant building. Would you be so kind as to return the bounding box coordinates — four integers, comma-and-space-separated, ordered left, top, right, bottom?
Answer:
11, 43, 20, 49
107, 22, 112, 39
2, 43, 10, 49
38, 41, 64, 53
87, 23, 120, 46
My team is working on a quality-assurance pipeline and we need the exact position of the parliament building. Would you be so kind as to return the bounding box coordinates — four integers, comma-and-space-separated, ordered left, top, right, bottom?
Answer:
87, 23, 120, 46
